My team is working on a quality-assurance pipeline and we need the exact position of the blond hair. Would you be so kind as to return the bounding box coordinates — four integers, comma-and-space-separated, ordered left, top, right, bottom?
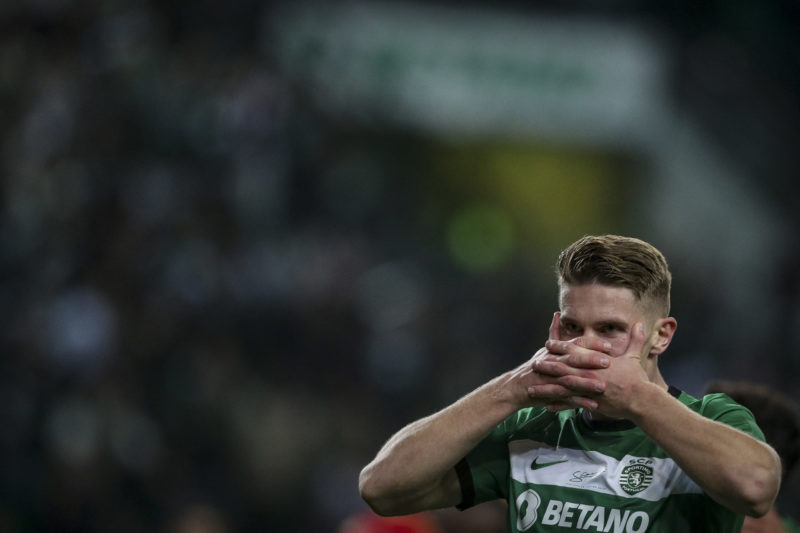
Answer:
556, 235, 672, 316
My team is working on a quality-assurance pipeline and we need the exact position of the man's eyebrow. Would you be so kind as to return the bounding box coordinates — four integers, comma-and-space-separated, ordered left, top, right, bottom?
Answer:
595, 319, 628, 329
559, 315, 627, 326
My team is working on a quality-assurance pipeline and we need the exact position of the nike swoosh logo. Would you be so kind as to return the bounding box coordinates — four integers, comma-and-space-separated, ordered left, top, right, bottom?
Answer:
530, 457, 569, 470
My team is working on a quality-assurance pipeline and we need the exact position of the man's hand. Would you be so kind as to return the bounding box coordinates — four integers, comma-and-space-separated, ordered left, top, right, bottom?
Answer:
516, 313, 611, 411
589, 322, 651, 418
537, 320, 650, 417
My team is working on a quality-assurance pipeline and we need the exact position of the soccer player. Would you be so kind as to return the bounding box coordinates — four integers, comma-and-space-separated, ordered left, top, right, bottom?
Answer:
704, 380, 800, 533
359, 235, 781, 532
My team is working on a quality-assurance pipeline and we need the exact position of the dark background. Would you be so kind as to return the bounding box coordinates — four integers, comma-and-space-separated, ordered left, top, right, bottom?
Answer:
1, 0, 798, 531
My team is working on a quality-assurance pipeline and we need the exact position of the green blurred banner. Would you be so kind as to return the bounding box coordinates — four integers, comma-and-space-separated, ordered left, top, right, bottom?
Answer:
269, 1, 667, 146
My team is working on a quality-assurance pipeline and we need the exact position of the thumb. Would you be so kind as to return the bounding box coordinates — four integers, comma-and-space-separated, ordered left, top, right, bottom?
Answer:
625, 322, 648, 359
549, 312, 561, 341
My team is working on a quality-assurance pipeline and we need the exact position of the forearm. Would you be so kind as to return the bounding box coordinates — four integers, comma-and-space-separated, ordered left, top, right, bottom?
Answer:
360, 335, 610, 516
359, 374, 520, 515
629, 382, 781, 516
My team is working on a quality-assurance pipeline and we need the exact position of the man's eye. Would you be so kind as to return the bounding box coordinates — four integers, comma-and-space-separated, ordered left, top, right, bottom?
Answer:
563, 323, 581, 334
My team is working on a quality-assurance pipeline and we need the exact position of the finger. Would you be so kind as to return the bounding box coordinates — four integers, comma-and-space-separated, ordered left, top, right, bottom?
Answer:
545, 339, 569, 355
556, 374, 605, 394
565, 350, 610, 370
572, 336, 613, 354
625, 322, 648, 358
546, 396, 599, 411
533, 359, 574, 377
545, 402, 573, 413
567, 396, 600, 411
529, 383, 600, 411
534, 362, 606, 395
529, 346, 549, 363
546, 337, 611, 355
543, 341, 611, 369
548, 312, 561, 341
527, 383, 574, 399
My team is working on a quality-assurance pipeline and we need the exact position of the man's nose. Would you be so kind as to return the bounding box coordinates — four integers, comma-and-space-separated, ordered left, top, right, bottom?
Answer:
581, 330, 600, 341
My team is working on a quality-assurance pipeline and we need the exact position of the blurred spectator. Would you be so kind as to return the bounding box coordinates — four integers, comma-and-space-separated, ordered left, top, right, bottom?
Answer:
168, 504, 231, 533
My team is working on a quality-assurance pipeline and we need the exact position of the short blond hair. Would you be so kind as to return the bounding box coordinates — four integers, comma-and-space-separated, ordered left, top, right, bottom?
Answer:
556, 235, 672, 316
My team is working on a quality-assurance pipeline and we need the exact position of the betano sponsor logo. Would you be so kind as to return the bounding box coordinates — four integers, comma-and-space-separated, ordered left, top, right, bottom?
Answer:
515, 490, 649, 532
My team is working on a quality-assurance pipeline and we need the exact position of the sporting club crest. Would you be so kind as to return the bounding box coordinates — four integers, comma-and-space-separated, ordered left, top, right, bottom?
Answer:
619, 463, 653, 495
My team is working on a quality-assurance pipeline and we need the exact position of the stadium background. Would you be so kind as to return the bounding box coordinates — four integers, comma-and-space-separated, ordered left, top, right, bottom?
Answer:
0, 0, 798, 531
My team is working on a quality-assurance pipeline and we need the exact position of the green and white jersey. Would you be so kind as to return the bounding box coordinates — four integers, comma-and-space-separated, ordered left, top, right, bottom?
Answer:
785, 516, 800, 533
456, 387, 765, 532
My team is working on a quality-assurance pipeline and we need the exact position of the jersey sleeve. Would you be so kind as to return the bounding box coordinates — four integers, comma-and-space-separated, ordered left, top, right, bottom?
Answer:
455, 414, 514, 509
698, 392, 766, 440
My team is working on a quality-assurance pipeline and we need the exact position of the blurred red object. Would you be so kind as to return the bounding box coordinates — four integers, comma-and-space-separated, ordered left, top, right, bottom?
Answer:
339, 510, 443, 533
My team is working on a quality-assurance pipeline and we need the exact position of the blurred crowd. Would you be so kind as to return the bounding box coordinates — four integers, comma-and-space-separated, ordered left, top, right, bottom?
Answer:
0, 1, 798, 532
0, 2, 541, 530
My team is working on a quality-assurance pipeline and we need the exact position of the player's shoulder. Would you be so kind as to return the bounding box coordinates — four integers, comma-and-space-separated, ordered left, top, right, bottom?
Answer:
699, 391, 751, 412
671, 387, 764, 440
675, 388, 752, 416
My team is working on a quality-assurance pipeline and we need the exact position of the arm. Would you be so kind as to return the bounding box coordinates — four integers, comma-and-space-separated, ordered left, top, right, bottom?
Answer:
539, 323, 781, 517
626, 379, 781, 517
358, 373, 525, 516
359, 315, 611, 516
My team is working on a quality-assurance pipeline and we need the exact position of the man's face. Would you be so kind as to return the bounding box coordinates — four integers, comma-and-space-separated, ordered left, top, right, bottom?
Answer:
558, 282, 655, 358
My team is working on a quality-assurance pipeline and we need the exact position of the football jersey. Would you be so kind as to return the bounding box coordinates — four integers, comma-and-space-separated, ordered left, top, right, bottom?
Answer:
456, 386, 765, 532
784, 516, 800, 533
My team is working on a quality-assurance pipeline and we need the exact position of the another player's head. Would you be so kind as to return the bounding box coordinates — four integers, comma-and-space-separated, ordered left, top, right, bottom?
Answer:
555, 235, 675, 360
704, 380, 800, 481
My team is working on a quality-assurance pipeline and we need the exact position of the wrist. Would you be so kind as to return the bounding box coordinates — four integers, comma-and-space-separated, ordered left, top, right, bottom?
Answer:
485, 370, 529, 414
627, 381, 670, 424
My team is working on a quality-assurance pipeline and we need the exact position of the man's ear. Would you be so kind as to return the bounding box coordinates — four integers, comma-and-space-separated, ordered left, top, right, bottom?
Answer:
649, 317, 677, 356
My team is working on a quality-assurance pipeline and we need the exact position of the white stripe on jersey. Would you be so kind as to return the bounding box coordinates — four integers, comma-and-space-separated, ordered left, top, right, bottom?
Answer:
509, 439, 702, 502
